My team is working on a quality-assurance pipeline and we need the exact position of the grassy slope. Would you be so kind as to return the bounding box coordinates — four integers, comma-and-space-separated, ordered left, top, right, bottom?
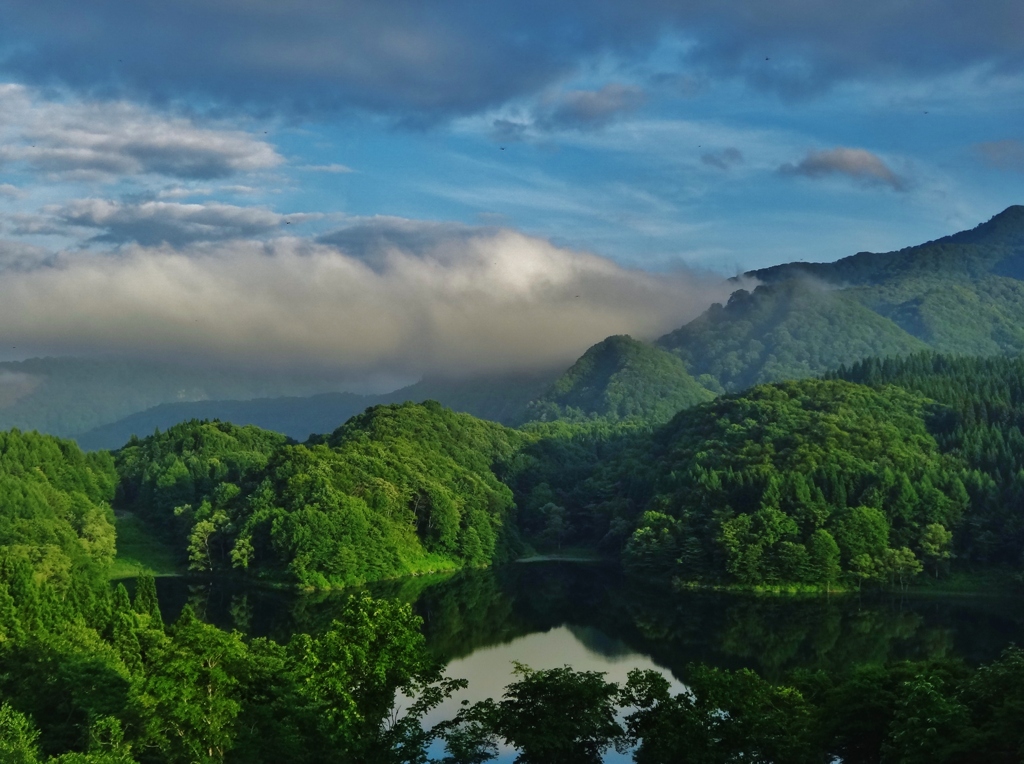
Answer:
109, 512, 182, 579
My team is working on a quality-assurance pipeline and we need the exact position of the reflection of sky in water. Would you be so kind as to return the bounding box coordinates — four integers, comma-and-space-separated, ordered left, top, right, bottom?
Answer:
413, 625, 688, 763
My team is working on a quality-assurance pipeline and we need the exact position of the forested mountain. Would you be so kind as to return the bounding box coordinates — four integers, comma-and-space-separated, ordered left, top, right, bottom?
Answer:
656, 281, 928, 391
659, 206, 1024, 389
114, 403, 529, 588
76, 370, 557, 451
522, 335, 716, 424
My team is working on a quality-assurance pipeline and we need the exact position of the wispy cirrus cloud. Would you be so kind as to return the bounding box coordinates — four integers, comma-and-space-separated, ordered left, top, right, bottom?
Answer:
0, 84, 281, 180
779, 147, 907, 191
297, 163, 354, 173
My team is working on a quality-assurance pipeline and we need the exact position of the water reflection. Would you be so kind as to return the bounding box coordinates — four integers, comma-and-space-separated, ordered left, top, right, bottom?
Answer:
151, 562, 1024, 681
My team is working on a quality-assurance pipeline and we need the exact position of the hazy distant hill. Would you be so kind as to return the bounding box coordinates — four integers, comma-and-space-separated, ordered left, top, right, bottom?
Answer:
77, 370, 558, 451
20, 206, 1024, 444
522, 335, 715, 423
660, 206, 1024, 389
0, 357, 358, 439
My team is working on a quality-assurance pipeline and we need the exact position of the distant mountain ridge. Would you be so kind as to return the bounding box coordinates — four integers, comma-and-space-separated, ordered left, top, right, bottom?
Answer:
15, 206, 1024, 447
77, 370, 558, 451
659, 205, 1024, 389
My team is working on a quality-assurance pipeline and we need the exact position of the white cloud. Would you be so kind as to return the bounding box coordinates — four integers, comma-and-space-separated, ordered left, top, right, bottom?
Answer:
0, 223, 733, 375
0, 184, 24, 198
0, 83, 282, 180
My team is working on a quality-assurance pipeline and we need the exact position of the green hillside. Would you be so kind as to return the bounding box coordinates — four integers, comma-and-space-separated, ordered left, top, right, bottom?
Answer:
114, 403, 529, 588
658, 206, 1024, 389
0, 429, 118, 580
523, 335, 716, 423
657, 281, 928, 391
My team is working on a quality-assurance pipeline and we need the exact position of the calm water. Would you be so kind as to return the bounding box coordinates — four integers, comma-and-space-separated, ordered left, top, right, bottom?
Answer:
146, 563, 1024, 760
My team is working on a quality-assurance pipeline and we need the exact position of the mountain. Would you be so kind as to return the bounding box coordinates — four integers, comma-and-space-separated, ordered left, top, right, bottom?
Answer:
76, 369, 558, 451
523, 335, 716, 423
0, 357, 361, 439
657, 281, 929, 391
660, 206, 1024, 389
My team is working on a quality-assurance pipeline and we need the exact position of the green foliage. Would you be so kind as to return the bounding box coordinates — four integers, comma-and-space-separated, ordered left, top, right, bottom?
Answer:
613, 379, 961, 587
523, 335, 714, 424
457, 663, 624, 764
115, 404, 529, 588
833, 352, 1024, 567
0, 430, 118, 589
659, 207, 1024, 391
657, 280, 928, 391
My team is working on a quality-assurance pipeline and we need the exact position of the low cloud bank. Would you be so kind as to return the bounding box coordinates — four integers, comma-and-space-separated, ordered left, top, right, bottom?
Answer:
0, 222, 734, 376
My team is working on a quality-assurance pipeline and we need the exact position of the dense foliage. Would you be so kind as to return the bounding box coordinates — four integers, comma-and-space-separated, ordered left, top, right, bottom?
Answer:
115, 403, 528, 588
618, 379, 968, 588
0, 429, 118, 583
656, 280, 928, 391
833, 353, 1024, 566
522, 335, 715, 424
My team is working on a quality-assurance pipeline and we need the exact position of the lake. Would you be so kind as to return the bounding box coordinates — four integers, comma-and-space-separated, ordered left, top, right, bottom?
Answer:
149, 562, 1024, 759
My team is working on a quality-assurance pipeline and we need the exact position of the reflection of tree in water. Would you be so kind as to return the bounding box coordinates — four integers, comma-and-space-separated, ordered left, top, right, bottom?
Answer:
154, 564, 1024, 683
230, 593, 252, 633
566, 624, 634, 659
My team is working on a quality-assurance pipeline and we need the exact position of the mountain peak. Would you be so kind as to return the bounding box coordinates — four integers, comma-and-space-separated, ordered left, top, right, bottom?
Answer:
942, 205, 1024, 246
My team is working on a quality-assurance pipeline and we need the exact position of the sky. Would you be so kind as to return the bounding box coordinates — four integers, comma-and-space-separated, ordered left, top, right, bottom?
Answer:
0, 0, 1022, 377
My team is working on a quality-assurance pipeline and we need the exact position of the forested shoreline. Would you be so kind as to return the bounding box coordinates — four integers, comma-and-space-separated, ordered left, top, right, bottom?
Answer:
4, 351, 1024, 760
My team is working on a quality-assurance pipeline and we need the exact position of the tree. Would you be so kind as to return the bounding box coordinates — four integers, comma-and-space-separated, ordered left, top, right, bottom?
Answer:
133, 606, 246, 764
0, 702, 41, 764
880, 547, 923, 591
809, 529, 842, 592
919, 523, 953, 578
482, 663, 624, 764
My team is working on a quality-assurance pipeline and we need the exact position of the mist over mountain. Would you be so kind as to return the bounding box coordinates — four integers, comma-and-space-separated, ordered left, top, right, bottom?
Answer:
10, 206, 1024, 449
76, 370, 558, 451
659, 206, 1024, 389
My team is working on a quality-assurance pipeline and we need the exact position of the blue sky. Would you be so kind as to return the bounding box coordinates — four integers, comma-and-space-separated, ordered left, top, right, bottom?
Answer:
0, 1, 1022, 375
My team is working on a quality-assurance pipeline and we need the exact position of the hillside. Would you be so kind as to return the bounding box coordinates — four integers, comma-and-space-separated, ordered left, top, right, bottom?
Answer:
659, 206, 1024, 388
114, 403, 530, 587
657, 281, 929, 391
522, 335, 716, 423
